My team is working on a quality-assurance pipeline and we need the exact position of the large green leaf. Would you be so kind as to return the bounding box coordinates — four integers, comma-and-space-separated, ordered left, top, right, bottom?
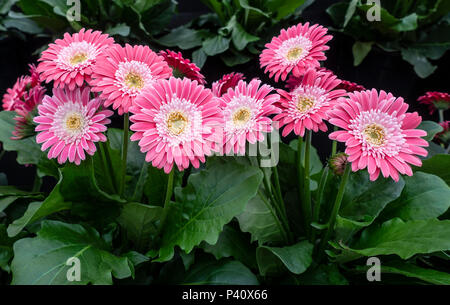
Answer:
157, 26, 203, 50
11, 220, 132, 285
339, 218, 450, 260
418, 120, 443, 141
352, 41, 373, 66
0, 224, 25, 272
153, 158, 263, 262
256, 240, 313, 276
381, 172, 450, 221
418, 154, 450, 185
201, 225, 257, 269
202, 35, 230, 56
297, 264, 348, 285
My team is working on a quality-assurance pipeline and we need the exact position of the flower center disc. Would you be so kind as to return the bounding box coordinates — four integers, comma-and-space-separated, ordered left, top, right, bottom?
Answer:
364, 123, 386, 146
286, 47, 303, 61
296, 95, 315, 113
125, 72, 145, 89
167, 111, 188, 135
233, 108, 251, 127
70, 52, 88, 66
65, 113, 83, 132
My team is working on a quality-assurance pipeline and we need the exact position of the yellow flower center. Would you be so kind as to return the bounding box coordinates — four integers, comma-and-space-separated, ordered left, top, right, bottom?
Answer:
233, 108, 251, 127
65, 113, 83, 131
286, 47, 303, 61
296, 96, 315, 113
364, 123, 386, 146
167, 111, 188, 135
125, 72, 145, 89
70, 52, 88, 66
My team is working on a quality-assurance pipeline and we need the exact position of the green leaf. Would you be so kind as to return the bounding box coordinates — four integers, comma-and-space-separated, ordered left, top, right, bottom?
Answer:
3, 11, 43, 34
11, 220, 132, 284
157, 26, 203, 50
0, 0, 18, 15
106, 23, 130, 37
381, 172, 450, 221
342, 218, 450, 260
392, 13, 418, 32
0, 224, 25, 272
118, 202, 163, 252
352, 41, 373, 66
192, 48, 207, 68
228, 16, 259, 51
380, 261, 450, 285
202, 35, 230, 56
143, 166, 168, 205
418, 120, 444, 141
401, 48, 437, 78
0, 111, 44, 165
256, 241, 313, 276
153, 158, 263, 262
418, 154, 450, 185
265, 0, 307, 20
297, 264, 348, 285
181, 259, 259, 285
343, 0, 358, 27
201, 225, 257, 269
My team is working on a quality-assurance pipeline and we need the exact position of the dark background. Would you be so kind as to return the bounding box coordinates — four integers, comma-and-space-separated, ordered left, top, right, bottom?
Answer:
1, 0, 449, 189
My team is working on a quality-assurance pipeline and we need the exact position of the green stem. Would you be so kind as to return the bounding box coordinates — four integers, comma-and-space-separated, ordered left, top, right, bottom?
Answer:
316, 163, 351, 261
119, 113, 129, 198
132, 162, 149, 202
311, 166, 329, 241
98, 142, 116, 193
439, 109, 445, 123
32, 171, 41, 192
297, 135, 304, 210
0, 150, 5, 161
272, 166, 289, 225
331, 125, 338, 156
303, 130, 312, 240
157, 169, 175, 238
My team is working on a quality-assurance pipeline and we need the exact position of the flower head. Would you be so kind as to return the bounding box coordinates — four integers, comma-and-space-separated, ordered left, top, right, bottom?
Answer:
220, 79, 280, 154
274, 68, 346, 137
3, 64, 42, 111
34, 87, 113, 165
329, 153, 348, 176
37, 29, 114, 90
336, 80, 366, 93
328, 89, 429, 181
12, 86, 45, 140
212, 72, 246, 97
260, 22, 332, 82
417, 91, 450, 114
92, 44, 172, 115
129, 77, 223, 173
159, 49, 205, 84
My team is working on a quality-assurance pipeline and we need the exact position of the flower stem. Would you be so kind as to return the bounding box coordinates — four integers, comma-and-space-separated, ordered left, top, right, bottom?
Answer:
316, 163, 351, 261
157, 168, 175, 239
439, 109, 445, 123
331, 125, 338, 156
303, 130, 312, 240
311, 166, 329, 241
272, 166, 289, 226
119, 113, 129, 198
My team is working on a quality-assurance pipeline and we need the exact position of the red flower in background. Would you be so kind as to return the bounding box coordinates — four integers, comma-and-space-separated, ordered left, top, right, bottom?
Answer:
417, 91, 450, 114
159, 49, 205, 85
212, 72, 246, 97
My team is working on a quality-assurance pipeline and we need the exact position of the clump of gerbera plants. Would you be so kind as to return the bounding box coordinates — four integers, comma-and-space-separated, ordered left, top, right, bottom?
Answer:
0, 21, 449, 285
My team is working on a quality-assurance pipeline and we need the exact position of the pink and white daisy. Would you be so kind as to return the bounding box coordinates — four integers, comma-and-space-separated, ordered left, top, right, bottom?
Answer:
12, 86, 45, 140
129, 77, 223, 173
159, 49, 205, 84
260, 22, 332, 82
91, 44, 172, 115
37, 29, 114, 90
3, 64, 42, 111
220, 79, 280, 154
34, 87, 113, 165
274, 68, 346, 137
212, 72, 246, 97
328, 89, 429, 181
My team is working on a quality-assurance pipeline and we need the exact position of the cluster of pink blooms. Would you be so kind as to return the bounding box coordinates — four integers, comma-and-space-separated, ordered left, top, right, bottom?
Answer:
1, 22, 433, 181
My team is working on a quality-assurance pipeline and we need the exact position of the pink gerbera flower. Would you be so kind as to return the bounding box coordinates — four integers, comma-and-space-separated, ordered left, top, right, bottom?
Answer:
91, 44, 172, 115
12, 86, 45, 140
260, 22, 332, 82
274, 68, 346, 137
417, 91, 450, 114
220, 79, 280, 154
328, 89, 429, 181
285, 67, 333, 90
212, 72, 246, 97
129, 77, 223, 173
34, 87, 113, 165
37, 29, 114, 90
159, 49, 205, 84
3, 64, 42, 111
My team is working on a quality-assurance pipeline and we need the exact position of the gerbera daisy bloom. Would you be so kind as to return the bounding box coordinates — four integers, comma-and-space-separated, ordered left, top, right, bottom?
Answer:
328, 89, 429, 181
11, 86, 45, 140
417, 91, 450, 115
220, 79, 280, 154
285, 67, 333, 90
159, 49, 205, 84
34, 87, 113, 165
336, 80, 366, 93
91, 44, 172, 115
37, 28, 114, 90
3, 64, 42, 111
260, 22, 332, 82
274, 68, 346, 137
129, 77, 223, 173
212, 72, 246, 97
435, 121, 449, 144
